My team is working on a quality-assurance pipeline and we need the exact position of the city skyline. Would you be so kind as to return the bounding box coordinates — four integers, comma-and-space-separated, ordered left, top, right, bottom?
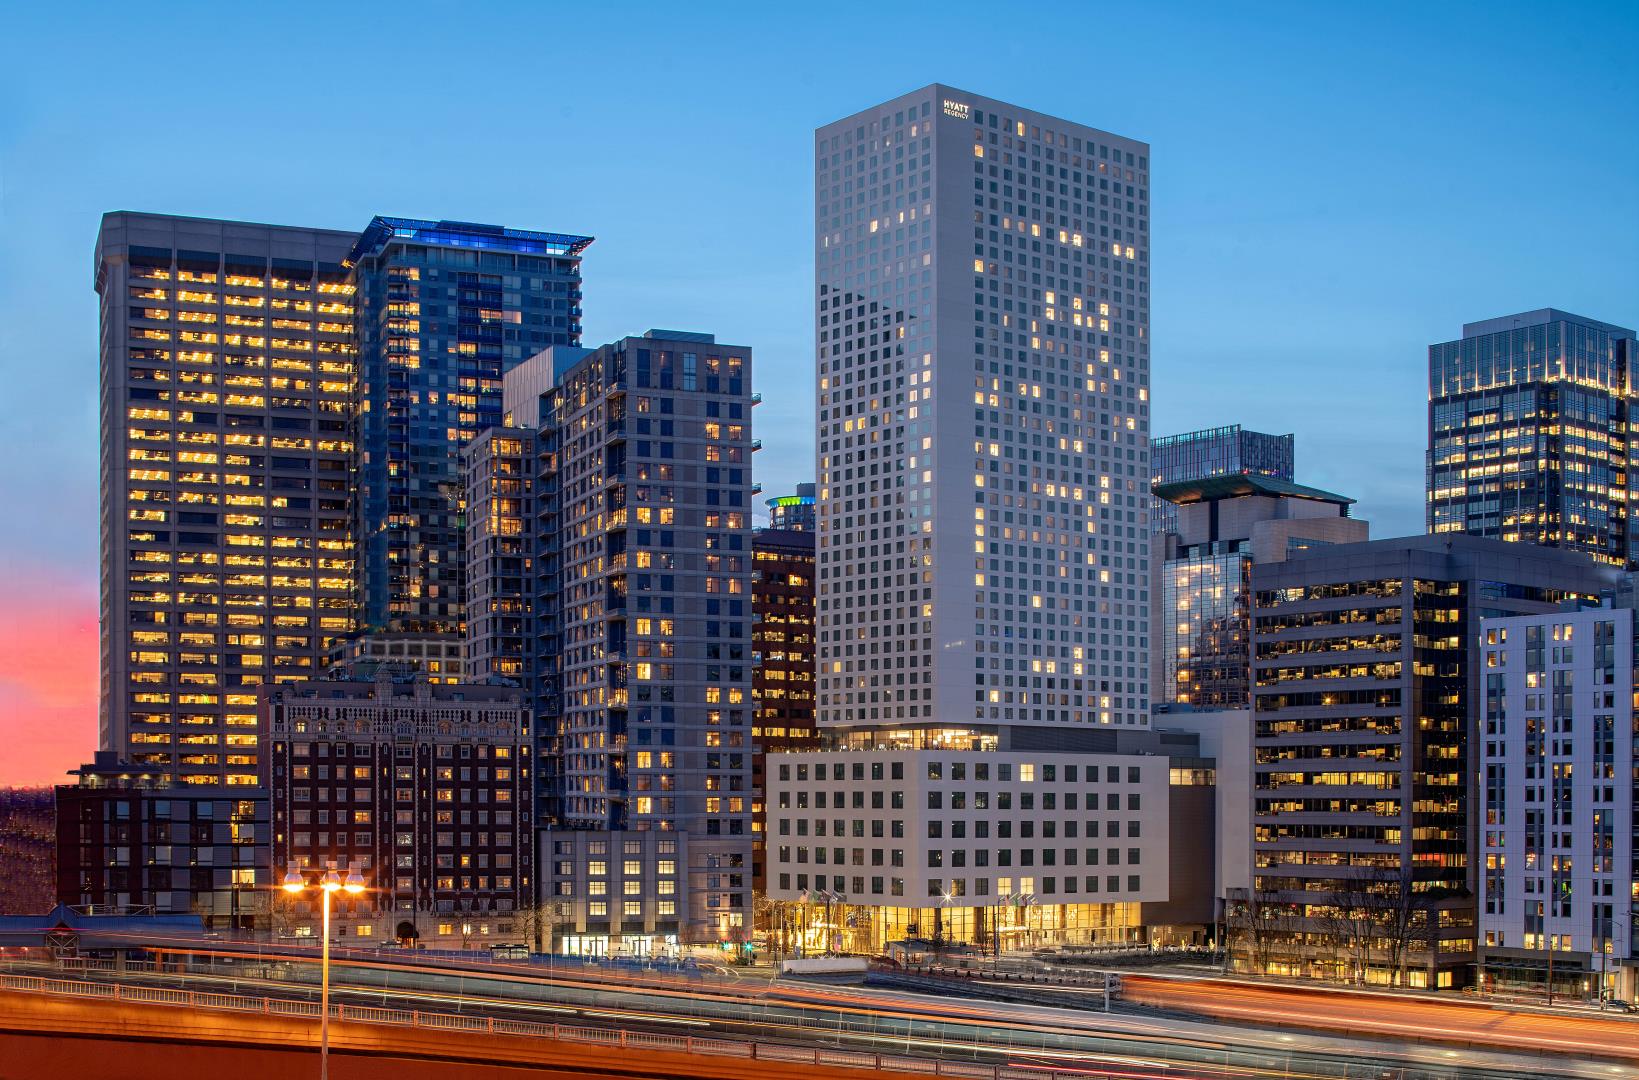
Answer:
3, 2, 1638, 786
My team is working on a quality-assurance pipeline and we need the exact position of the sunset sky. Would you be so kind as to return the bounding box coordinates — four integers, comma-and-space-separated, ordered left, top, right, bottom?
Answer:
2, 1, 1635, 785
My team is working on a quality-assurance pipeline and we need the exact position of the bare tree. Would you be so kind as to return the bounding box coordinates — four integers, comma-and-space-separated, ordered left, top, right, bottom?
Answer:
267, 889, 296, 941
1226, 886, 1289, 974
754, 894, 795, 961
511, 900, 569, 954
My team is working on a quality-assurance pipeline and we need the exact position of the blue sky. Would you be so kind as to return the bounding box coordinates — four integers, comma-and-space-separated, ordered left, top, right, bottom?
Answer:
2, 0, 1636, 584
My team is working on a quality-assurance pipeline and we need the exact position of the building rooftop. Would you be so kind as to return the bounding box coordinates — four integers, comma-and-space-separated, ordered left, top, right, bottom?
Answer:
1460, 308, 1635, 340
346, 215, 594, 266
1152, 473, 1353, 507
1152, 423, 1292, 450
642, 329, 716, 343
753, 527, 816, 549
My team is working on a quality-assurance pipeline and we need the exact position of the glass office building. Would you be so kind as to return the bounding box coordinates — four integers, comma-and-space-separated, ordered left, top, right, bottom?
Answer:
1154, 473, 1362, 710
1427, 309, 1637, 567
347, 217, 592, 636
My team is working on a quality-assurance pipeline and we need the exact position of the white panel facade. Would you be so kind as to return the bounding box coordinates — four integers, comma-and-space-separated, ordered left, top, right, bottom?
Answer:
1480, 605, 1638, 999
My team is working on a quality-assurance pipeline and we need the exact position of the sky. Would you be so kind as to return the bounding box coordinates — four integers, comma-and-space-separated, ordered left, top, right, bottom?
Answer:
1, 1, 1635, 786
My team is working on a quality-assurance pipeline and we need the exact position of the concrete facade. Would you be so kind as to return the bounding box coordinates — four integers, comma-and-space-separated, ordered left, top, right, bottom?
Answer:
767, 747, 1167, 952
475, 331, 759, 952
768, 85, 1163, 949
1477, 602, 1639, 1002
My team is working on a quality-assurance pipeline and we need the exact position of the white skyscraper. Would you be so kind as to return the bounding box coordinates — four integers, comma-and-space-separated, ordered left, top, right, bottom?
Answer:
766, 86, 1180, 954
814, 84, 1152, 735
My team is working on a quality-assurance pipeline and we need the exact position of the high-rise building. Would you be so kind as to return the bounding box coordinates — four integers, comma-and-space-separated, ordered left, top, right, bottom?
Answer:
1242, 535, 1616, 988
472, 330, 758, 953
1153, 474, 1366, 710
346, 217, 592, 639
261, 675, 533, 947
95, 212, 359, 787
1476, 597, 1639, 1004
814, 83, 1151, 734
463, 426, 535, 685
750, 525, 817, 893
1427, 309, 1638, 566
767, 85, 1167, 950
1150, 425, 1294, 536
765, 483, 817, 531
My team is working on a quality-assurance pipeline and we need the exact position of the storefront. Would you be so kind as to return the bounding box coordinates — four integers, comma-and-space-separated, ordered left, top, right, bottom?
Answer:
768, 899, 1144, 956
556, 932, 681, 958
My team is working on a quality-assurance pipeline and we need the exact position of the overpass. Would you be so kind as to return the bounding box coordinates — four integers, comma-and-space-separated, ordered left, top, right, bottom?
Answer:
0, 975, 968, 1080
2, 955, 1626, 1080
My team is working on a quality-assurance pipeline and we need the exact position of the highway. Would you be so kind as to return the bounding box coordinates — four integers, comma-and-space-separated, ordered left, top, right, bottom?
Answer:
13, 942, 1632, 1080
1120, 971, 1639, 1062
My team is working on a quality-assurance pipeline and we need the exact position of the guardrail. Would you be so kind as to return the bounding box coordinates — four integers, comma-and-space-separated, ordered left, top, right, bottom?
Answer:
0, 971, 1063, 1079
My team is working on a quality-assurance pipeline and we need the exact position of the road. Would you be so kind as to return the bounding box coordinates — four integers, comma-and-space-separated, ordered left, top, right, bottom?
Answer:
14, 944, 1632, 1079
1120, 972, 1639, 1062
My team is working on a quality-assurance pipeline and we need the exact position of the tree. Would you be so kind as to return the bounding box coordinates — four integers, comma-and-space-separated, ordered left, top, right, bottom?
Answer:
511, 900, 567, 954
754, 894, 798, 961
1316, 872, 1379, 985
267, 888, 304, 942
1226, 886, 1289, 974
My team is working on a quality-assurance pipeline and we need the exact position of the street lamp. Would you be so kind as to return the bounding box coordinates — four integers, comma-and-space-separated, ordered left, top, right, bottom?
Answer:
282, 863, 365, 1080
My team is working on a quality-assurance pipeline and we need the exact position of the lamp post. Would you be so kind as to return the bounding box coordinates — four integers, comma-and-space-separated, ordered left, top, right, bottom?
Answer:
283, 863, 365, 1080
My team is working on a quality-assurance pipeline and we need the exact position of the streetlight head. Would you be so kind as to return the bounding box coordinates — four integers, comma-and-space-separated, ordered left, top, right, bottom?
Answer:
321, 867, 342, 893
282, 865, 305, 893
343, 867, 366, 895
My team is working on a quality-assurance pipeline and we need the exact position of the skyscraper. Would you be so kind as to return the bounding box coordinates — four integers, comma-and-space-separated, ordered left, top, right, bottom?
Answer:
346, 217, 592, 638
1427, 309, 1637, 566
815, 83, 1151, 733
1150, 424, 1294, 536
96, 212, 359, 787
767, 85, 1177, 951
472, 330, 758, 952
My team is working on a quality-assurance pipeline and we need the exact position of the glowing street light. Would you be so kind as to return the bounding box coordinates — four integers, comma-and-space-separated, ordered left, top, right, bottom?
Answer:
282, 863, 365, 1080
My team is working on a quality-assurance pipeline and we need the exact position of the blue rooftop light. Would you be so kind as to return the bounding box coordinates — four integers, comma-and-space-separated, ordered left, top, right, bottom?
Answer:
345, 215, 594, 267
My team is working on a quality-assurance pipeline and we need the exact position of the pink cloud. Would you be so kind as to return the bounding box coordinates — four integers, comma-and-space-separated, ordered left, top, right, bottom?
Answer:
0, 565, 98, 787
